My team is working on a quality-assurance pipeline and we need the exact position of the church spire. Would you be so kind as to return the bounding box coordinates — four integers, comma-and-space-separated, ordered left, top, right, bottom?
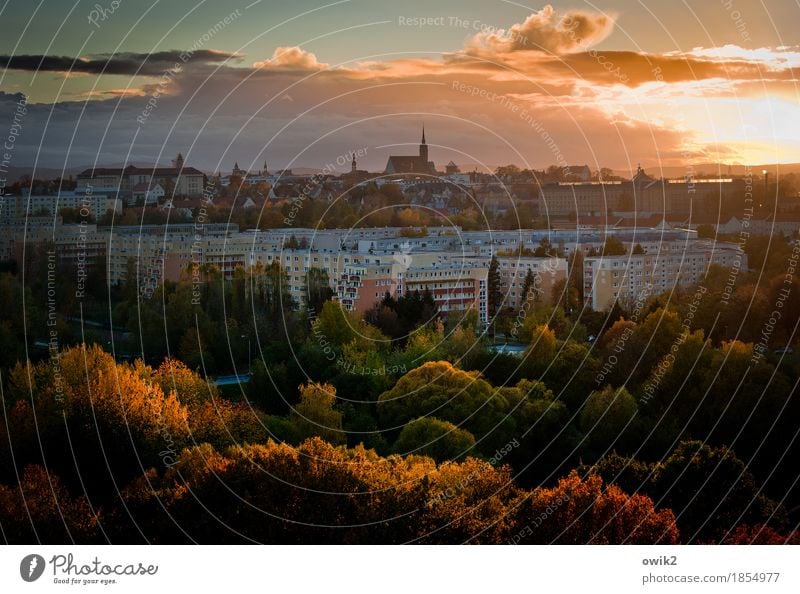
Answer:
419, 125, 429, 164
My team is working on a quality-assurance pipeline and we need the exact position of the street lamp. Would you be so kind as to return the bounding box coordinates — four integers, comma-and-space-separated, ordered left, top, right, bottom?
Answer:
762, 169, 768, 208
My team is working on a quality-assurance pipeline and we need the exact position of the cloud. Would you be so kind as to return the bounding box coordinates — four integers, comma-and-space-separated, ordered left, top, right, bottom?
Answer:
466, 4, 615, 55
3, 13, 798, 172
0, 49, 242, 76
253, 46, 327, 71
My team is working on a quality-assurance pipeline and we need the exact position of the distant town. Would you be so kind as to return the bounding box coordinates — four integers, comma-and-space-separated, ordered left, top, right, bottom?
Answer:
1, 128, 796, 319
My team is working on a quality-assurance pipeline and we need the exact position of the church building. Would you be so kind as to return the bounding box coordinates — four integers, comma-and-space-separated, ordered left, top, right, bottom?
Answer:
384, 127, 437, 175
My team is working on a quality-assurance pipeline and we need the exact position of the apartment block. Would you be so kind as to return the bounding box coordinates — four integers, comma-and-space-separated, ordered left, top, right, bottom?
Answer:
583, 241, 745, 310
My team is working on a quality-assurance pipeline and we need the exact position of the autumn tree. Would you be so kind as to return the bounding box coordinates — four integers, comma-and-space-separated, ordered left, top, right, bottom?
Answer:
652, 441, 786, 542
0, 465, 98, 543
290, 382, 346, 445
508, 471, 679, 544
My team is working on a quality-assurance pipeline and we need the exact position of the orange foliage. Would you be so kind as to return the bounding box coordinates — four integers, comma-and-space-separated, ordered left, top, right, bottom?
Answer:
508, 471, 679, 544
0, 465, 97, 543
722, 525, 800, 545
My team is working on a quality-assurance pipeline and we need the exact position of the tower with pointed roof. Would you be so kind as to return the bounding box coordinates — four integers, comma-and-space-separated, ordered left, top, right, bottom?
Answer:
419, 126, 428, 164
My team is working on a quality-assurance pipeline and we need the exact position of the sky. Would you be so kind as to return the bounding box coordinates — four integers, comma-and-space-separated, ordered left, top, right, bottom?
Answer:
1, 0, 799, 174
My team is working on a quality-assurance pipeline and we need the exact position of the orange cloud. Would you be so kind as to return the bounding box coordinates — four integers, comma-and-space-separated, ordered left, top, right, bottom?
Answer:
253, 46, 328, 70
466, 4, 615, 55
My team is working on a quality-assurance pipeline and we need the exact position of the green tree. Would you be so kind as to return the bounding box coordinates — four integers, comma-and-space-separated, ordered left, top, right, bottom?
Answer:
305, 267, 334, 315
392, 417, 476, 461
290, 382, 346, 445
520, 269, 537, 304
580, 385, 638, 459
653, 441, 786, 542
378, 361, 510, 452
602, 236, 627, 256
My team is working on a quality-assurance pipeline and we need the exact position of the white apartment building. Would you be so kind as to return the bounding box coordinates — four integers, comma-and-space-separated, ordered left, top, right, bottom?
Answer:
583, 241, 745, 310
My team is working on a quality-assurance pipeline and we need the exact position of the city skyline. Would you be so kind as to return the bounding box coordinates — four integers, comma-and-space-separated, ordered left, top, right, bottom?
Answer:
2, 1, 799, 174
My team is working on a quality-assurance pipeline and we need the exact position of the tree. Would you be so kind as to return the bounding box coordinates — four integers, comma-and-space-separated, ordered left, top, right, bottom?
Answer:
602, 236, 626, 256
305, 267, 334, 315
261, 261, 293, 326
392, 417, 476, 461
247, 358, 297, 414
520, 269, 537, 304
509, 471, 679, 544
652, 441, 786, 542
0, 466, 98, 543
312, 300, 359, 348
495, 164, 521, 178
152, 357, 216, 408
525, 323, 557, 367
534, 237, 555, 257
290, 382, 346, 445
580, 386, 639, 459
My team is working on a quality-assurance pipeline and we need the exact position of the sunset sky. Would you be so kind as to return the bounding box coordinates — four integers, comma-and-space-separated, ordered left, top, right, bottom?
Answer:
1, 0, 798, 173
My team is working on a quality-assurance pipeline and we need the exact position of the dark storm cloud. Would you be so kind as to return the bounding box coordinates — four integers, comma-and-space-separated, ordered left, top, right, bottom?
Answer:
0, 50, 242, 76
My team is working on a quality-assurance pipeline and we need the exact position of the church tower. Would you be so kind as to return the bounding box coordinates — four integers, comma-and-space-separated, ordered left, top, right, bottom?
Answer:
419, 126, 428, 164
351, 152, 357, 173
